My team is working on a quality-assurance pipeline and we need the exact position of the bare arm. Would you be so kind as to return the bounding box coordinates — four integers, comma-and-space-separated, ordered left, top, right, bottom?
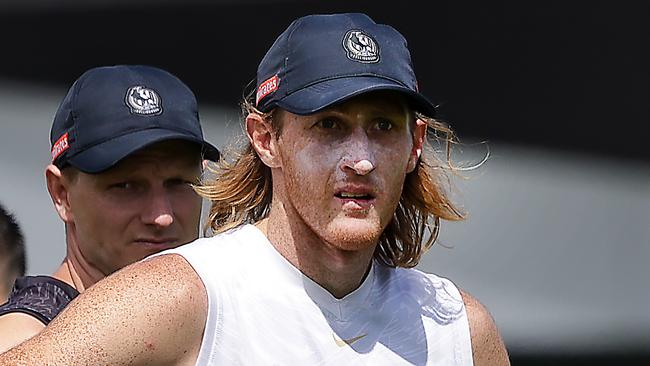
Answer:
0, 313, 45, 353
0, 254, 207, 366
461, 289, 511, 366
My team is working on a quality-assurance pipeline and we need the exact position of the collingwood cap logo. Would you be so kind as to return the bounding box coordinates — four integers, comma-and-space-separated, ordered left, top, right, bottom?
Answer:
342, 30, 380, 64
125, 85, 163, 115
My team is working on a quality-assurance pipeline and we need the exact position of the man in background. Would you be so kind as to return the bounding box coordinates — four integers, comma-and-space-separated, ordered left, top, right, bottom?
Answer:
0, 203, 26, 303
0, 64, 220, 352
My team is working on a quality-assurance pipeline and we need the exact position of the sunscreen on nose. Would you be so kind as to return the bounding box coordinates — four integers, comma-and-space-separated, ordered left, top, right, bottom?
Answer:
353, 160, 374, 175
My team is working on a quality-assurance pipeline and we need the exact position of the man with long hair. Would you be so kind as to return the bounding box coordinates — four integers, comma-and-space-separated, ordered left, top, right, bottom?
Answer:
0, 14, 508, 365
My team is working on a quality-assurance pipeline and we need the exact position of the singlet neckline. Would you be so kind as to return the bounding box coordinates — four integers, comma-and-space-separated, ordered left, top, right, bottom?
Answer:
244, 224, 376, 321
15, 275, 79, 296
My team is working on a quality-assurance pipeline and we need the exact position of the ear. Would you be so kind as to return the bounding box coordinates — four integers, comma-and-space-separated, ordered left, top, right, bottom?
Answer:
45, 164, 74, 223
245, 112, 281, 168
406, 118, 426, 173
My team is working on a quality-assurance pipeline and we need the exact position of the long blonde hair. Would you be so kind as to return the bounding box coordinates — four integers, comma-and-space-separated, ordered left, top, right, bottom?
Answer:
195, 95, 468, 268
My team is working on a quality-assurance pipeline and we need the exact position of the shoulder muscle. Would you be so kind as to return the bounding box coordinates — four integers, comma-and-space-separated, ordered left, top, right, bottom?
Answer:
461, 289, 511, 366
0, 253, 208, 365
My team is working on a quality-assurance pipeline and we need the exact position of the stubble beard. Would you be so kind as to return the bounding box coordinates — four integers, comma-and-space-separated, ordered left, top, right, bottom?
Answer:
319, 216, 384, 252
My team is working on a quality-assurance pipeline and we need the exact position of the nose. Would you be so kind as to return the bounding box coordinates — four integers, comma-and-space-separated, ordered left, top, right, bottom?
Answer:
342, 159, 375, 175
142, 189, 174, 227
339, 129, 375, 176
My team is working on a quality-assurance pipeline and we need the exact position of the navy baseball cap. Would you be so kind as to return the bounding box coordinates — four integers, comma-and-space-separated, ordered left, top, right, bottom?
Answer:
50, 64, 220, 173
255, 13, 437, 116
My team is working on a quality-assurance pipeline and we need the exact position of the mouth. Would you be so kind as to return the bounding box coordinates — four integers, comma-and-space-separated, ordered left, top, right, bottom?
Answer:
335, 190, 376, 210
336, 192, 374, 200
134, 238, 179, 248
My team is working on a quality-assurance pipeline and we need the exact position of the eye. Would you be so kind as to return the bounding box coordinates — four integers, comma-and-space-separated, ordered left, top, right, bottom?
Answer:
106, 181, 145, 197
167, 178, 194, 187
375, 119, 393, 131
315, 118, 339, 129
168, 178, 184, 185
109, 181, 134, 190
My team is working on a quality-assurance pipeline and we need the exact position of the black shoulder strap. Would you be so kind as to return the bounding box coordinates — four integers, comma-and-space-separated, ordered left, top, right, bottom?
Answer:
0, 276, 80, 325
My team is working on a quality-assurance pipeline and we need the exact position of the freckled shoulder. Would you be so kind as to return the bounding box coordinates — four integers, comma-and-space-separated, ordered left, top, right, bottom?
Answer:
0, 253, 208, 366
460, 289, 511, 366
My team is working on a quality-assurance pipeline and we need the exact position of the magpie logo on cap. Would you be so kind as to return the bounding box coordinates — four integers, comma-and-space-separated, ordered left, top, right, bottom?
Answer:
343, 30, 380, 64
125, 85, 163, 115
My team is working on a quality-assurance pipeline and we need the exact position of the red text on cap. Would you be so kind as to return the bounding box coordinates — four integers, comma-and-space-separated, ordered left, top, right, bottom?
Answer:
51, 133, 69, 161
256, 75, 280, 105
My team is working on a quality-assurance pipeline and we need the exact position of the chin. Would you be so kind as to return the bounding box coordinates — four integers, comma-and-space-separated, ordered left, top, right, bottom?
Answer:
323, 218, 383, 251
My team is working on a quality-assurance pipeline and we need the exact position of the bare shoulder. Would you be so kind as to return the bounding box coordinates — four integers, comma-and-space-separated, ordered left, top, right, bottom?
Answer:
76, 252, 207, 317
0, 253, 208, 365
106, 252, 205, 297
460, 289, 511, 366
0, 312, 45, 353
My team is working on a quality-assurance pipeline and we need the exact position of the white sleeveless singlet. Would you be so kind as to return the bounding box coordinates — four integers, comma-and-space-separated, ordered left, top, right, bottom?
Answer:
159, 224, 474, 365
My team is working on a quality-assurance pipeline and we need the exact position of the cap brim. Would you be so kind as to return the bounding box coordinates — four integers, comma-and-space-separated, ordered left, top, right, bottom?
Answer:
273, 76, 437, 117
67, 128, 220, 173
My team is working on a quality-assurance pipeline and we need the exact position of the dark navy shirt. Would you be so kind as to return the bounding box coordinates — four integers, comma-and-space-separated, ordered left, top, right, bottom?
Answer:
0, 276, 79, 325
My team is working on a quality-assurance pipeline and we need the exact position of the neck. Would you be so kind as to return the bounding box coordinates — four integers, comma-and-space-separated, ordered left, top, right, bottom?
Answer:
260, 200, 376, 299
51, 228, 105, 292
